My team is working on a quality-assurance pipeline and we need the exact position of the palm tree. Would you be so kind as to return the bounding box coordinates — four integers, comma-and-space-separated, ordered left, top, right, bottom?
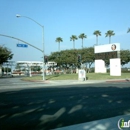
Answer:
55, 37, 63, 51
70, 35, 78, 49
93, 30, 101, 45
79, 33, 87, 49
105, 30, 115, 44
127, 28, 130, 33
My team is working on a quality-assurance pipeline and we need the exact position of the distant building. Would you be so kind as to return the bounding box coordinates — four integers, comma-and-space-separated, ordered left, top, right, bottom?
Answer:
16, 61, 57, 68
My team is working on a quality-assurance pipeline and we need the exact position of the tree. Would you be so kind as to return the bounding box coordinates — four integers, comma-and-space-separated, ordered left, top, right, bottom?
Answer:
0, 45, 13, 65
120, 50, 130, 66
80, 47, 95, 72
48, 47, 130, 73
55, 37, 63, 52
48, 50, 78, 67
105, 30, 115, 44
127, 28, 130, 33
93, 30, 101, 45
2, 67, 11, 73
70, 35, 78, 49
0, 45, 13, 76
79, 33, 87, 49
48, 47, 95, 73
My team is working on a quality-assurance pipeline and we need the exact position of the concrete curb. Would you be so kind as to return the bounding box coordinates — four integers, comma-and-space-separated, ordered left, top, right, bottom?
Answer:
106, 79, 130, 82
2, 75, 130, 84
21, 78, 130, 85
54, 114, 130, 130
21, 79, 50, 83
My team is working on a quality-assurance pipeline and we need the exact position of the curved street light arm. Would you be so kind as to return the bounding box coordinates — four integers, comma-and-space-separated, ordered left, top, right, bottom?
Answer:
16, 14, 43, 28
0, 34, 43, 52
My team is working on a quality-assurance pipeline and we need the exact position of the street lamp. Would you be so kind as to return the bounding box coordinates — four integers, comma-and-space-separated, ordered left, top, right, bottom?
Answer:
16, 14, 45, 81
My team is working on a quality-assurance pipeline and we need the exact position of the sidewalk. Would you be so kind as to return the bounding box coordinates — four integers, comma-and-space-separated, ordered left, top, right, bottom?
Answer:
54, 114, 130, 130
29, 79, 107, 86
31, 78, 130, 85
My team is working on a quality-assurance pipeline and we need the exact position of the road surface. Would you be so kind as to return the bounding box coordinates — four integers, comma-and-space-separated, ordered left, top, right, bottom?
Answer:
0, 77, 130, 130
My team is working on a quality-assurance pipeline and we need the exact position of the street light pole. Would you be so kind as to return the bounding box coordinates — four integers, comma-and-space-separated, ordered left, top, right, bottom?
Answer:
42, 26, 45, 81
16, 14, 45, 81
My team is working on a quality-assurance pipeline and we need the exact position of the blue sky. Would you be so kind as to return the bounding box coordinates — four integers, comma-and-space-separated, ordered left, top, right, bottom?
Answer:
0, 0, 130, 62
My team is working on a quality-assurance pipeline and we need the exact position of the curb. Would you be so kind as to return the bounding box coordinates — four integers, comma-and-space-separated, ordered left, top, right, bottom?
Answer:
106, 79, 130, 83
21, 79, 130, 84
21, 79, 50, 83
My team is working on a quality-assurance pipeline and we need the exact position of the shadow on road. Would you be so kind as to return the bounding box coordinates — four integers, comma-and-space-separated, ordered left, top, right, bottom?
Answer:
0, 84, 130, 130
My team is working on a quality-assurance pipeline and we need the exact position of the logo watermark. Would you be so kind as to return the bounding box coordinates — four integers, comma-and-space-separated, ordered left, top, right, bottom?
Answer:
118, 118, 130, 130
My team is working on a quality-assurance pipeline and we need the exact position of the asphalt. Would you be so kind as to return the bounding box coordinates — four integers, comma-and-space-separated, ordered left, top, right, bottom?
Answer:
38, 78, 130, 130
49, 78, 130, 130
0, 77, 130, 130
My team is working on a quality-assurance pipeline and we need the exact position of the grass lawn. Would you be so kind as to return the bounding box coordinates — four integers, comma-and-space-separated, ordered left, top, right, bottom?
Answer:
22, 73, 130, 81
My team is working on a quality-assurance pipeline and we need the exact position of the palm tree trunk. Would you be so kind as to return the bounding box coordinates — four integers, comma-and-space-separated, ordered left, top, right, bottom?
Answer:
58, 42, 60, 52
96, 36, 98, 45
109, 36, 111, 44
82, 39, 83, 49
73, 41, 75, 49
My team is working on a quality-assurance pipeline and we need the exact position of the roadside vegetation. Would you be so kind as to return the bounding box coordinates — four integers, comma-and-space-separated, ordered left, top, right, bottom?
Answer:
22, 73, 130, 81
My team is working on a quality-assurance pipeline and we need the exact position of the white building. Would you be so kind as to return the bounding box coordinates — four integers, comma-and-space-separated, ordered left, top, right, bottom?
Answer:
16, 61, 57, 68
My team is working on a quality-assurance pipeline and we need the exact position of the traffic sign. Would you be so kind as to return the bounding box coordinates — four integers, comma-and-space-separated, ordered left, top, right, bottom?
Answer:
17, 44, 28, 48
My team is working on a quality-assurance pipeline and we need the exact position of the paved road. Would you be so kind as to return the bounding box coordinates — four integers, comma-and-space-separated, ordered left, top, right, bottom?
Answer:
0, 78, 130, 130
0, 77, 55, 91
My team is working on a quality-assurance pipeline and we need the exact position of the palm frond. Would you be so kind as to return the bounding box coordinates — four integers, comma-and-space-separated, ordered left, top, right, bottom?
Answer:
93, 30, 101, 36
127, 28, 130, 33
